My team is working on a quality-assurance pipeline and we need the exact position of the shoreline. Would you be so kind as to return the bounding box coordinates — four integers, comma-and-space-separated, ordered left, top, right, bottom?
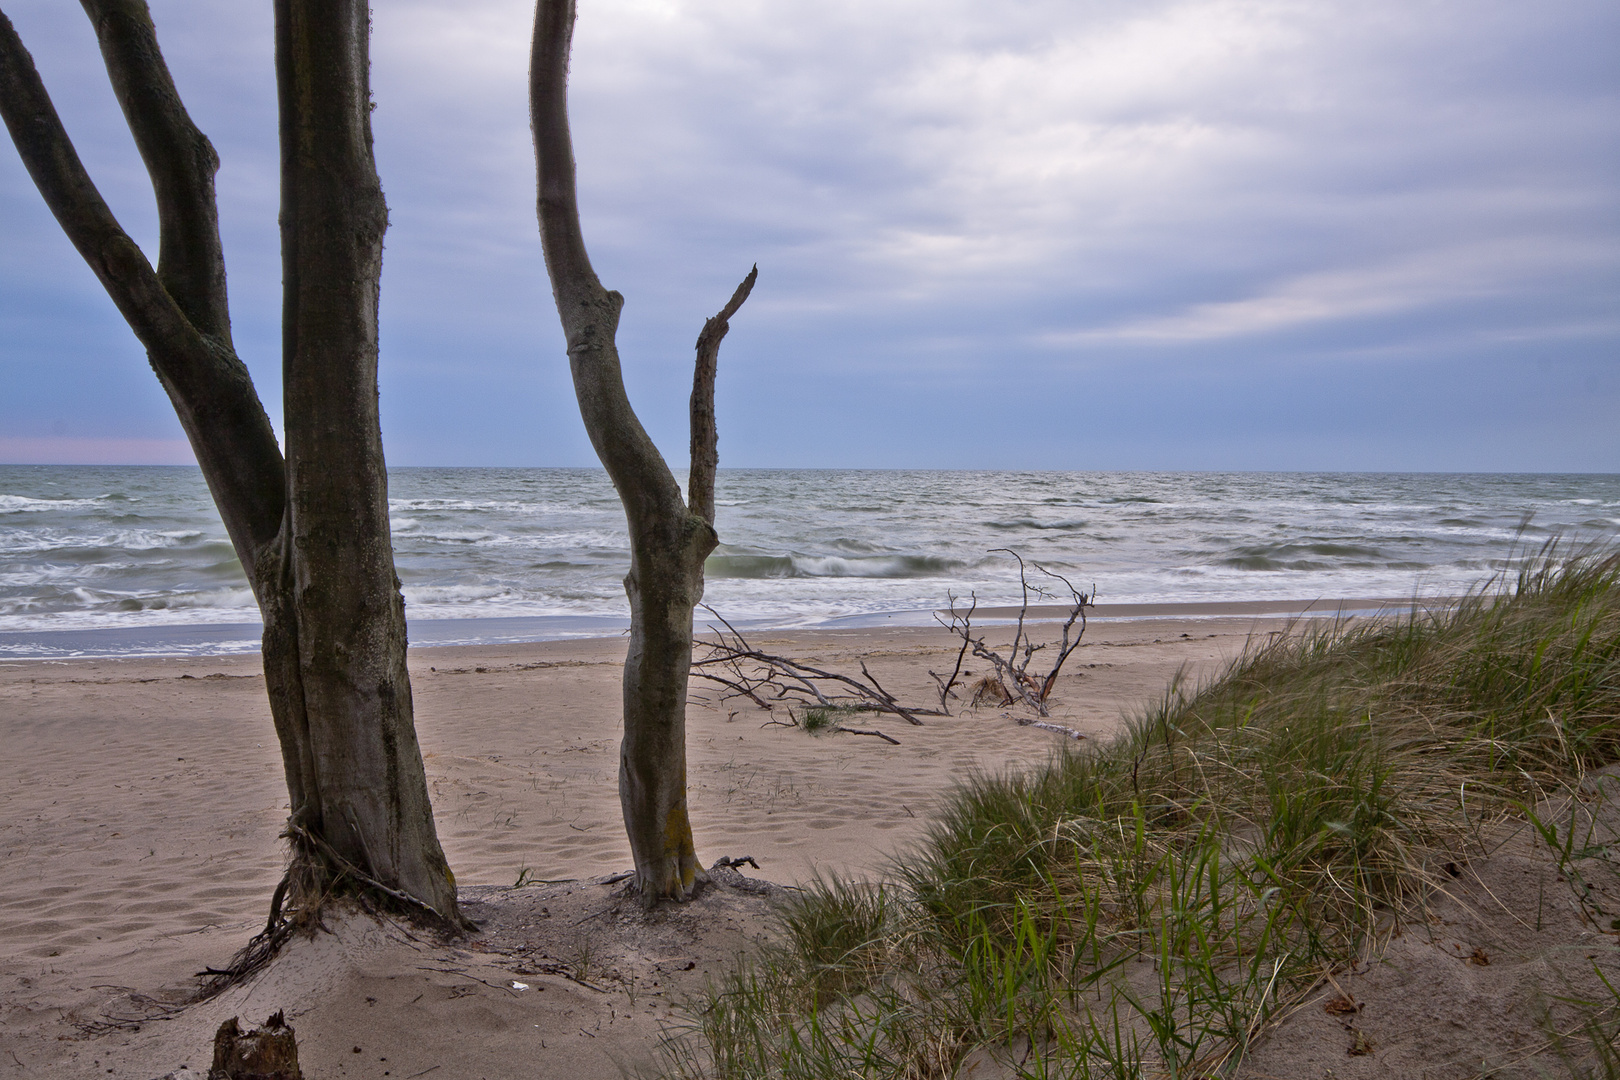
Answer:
0, 595, 1444, 660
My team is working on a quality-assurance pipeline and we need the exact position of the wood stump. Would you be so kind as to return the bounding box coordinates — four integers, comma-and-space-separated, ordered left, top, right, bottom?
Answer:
208, 1012, 302, 1080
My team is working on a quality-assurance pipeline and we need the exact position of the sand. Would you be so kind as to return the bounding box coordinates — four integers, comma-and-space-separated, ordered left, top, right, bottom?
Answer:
1, 609, 1611, 1078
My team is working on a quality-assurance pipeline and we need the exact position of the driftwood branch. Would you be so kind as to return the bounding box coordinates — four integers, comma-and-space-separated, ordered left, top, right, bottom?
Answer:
835, 726, 902, 745
929, 592, 976, 712
935, 550, 1092, 719
1016, 717, 1086, 740
692, 606, 943, 726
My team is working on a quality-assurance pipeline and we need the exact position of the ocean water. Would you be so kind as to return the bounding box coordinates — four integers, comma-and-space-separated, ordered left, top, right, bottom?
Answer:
1, 466, 1616, 657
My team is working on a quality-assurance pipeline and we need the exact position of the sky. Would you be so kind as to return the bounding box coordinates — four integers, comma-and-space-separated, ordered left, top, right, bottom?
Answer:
1, 0, 1616, 472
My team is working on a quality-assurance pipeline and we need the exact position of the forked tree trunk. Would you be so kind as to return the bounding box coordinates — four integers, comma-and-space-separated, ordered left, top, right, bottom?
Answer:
531, 0, 755, 905
0, 0, 460, 925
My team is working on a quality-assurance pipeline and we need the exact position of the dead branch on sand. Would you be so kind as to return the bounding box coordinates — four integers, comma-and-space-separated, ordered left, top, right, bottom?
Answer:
931, 550, 1092, 719
691, 607, 944, 727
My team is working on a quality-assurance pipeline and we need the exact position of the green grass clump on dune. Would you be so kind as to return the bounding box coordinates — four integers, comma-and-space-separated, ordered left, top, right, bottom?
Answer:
659, 545, 1620, 1080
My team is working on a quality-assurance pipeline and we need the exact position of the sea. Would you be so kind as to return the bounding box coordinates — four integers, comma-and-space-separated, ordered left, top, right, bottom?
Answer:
1, 466, 1617, 658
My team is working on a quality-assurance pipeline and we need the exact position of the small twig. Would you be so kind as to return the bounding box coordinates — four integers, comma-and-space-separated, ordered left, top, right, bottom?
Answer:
415, 966, 520, 995
929, 592, 976, 713
835, 726, 901, 745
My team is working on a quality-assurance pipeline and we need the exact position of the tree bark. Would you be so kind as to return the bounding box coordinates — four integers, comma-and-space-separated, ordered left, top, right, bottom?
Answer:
0, 0, 460, 925
531, 0, 755, 906
273, 0, 459, 920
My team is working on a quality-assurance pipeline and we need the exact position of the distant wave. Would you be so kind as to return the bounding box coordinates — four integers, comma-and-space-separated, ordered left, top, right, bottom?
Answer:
5, 466, 1619, 645
1216, 541, 1430, 573
0, 528, 215, 554
387, 497, 595, 515
706, 552, 963, 579
984, 518, 1090, 531
0, 494, 116, 514
0, 583, 256, 626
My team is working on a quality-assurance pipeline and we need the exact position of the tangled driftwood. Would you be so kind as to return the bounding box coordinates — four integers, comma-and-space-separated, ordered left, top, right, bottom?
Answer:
930, 550, 1091, 720
690, 608, 944, 727
691, 549, 1092, 743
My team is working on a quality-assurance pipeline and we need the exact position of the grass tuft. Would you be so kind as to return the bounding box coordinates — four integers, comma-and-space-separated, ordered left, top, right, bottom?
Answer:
801, 704, 876, 735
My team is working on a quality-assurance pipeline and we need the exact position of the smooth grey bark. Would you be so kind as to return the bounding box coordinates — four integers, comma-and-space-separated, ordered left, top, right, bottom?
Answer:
531, 0, 755, 905
0, 0, 460, 924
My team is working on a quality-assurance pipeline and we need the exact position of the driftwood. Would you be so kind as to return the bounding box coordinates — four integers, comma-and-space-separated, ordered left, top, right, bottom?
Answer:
691, 608, 944, 726
932, 550, 1092, 719
835, 726, 903, 745
691, 549, 1090, 738
1017, 717, 1087, 740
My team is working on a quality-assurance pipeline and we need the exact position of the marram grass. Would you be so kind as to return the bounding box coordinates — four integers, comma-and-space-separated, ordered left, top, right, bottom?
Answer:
657, 545, 1620, 1080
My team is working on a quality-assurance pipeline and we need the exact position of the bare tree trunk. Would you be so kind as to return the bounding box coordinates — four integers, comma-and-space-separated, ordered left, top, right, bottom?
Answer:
273, 0, 459, 920
0, 0, 460, 925
531, 0, 755, 905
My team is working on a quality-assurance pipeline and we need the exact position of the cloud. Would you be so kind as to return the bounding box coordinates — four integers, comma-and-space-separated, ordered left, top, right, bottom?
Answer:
1, 0, 1615, 469
1053, 237, 1620, 344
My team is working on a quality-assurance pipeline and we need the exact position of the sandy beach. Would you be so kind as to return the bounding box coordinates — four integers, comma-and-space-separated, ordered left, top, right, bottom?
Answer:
0, 610, 1282, 1077
2, 603, 1606, 1078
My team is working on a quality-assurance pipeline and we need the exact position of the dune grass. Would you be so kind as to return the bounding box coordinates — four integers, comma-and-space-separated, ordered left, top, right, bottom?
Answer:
658, 544, 1620, 1079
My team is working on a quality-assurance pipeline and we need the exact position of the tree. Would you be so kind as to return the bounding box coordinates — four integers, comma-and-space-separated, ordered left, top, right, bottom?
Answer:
0, 0, 462, 926
531, 0, 755, 905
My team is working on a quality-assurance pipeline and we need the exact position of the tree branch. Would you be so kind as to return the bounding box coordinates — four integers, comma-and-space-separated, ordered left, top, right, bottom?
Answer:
929, 591, 976, 713
81, 0, 231, 342
0, 9, 197, 358
688, 265, 756, 525
0, 5, 285, 576
530, 0, 598, 312
531, 0, 682, 524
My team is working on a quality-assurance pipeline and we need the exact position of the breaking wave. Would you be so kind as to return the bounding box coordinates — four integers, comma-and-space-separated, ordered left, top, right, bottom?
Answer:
4, 465, 1618, 645
705, 552, 963, 579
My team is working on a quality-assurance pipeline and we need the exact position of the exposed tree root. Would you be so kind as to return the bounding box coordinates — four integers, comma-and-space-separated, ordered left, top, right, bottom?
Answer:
194, 826, 472, 1001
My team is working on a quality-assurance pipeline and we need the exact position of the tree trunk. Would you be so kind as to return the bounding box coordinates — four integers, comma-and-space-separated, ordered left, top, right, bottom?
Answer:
530, 0, 755, 905
272, 0, 459, 919
0, 0, 460, 925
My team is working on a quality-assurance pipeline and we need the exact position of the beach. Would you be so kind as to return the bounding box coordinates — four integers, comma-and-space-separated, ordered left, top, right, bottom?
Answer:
0, 611, 1273, 1077
3, 591, 1617, 1080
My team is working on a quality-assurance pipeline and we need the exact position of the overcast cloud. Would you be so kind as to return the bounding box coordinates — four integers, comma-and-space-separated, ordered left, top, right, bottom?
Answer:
1, 0, 1615, 470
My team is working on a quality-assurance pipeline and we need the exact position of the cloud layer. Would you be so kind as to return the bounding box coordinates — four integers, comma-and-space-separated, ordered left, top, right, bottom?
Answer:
2, 0, 1615, 469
